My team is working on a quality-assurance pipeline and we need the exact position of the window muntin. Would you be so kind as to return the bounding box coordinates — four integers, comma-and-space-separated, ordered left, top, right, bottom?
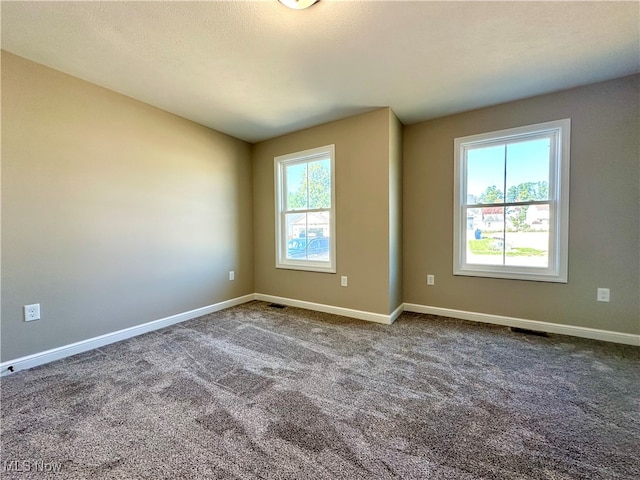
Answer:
454, 120, 570, 282
275, 145, 335, 273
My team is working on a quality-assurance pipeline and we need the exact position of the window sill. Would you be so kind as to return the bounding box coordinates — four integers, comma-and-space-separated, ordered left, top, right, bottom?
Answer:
454, 267, 567, 283
276, 262, 336, 274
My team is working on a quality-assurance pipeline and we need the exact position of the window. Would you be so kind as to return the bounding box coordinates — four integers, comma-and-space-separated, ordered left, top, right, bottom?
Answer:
453, 119, 570, 282
275, 145, 335, 273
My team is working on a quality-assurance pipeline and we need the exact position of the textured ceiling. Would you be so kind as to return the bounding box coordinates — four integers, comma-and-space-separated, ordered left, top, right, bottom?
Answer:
2, 1, 639, 143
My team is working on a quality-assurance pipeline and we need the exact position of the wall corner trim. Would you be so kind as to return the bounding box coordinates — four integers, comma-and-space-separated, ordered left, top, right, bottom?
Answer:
0, 294, 256, 376
255, 293, 397, 325
403, 303, 640, 346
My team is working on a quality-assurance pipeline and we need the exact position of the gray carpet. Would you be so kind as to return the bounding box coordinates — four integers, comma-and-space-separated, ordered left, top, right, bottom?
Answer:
1, 301, 638, 479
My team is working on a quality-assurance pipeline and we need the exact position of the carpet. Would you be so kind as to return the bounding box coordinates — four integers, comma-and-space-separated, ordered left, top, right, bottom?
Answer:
1, 301, 638, 479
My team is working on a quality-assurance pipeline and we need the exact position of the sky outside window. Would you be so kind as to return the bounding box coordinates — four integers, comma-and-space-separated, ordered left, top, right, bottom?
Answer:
466, 138, 551, 203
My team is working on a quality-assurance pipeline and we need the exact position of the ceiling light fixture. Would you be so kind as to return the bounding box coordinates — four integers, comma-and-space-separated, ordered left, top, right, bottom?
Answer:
278, 0, 319, 10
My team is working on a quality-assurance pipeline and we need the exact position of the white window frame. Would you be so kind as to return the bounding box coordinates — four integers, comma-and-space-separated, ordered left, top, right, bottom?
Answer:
453, 119, 570, 283
275, 144, 336, 273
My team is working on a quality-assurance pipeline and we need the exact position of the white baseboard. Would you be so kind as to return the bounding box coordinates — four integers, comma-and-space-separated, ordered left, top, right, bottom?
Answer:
0, 294, 256, 376
403, 303, 640, 346
390, 303, 404, 324
255, 293, 397, 325
3, 295, 636, 377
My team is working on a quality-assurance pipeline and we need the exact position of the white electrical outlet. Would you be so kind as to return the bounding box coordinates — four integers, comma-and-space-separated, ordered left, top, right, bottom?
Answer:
229, 271, 235, 281
341, 276, 348, 287
427, 274, 435, 285
597, 288, 610, 302
24, 304, 41, 322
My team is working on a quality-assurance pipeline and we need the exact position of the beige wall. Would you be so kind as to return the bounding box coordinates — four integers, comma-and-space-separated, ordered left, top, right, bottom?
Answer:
1, 52, 254, 361
403, 75, 640, 334
2, 51, 637, 364
252, 108, 401, 316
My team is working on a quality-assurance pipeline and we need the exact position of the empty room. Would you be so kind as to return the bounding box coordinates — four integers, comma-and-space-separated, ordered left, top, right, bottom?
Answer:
1, 1, 638, 479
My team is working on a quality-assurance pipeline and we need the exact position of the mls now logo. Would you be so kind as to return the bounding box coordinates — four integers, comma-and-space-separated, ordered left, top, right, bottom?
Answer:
2, 459, 63, 473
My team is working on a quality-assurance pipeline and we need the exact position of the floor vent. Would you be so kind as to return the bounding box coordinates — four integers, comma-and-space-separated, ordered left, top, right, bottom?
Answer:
510, 327, 549, 337
268, 303, 287, 309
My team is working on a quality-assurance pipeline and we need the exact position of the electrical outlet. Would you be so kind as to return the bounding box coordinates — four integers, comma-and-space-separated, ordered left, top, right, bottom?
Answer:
341, 276, 348, 287
427, 274, 435, 285
229, 271, 235, 281
597, 288, 610, 302
24, 304, 41, 322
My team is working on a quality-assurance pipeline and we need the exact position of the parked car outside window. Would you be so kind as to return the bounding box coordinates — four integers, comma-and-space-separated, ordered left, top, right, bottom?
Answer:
287, 237, 329, 260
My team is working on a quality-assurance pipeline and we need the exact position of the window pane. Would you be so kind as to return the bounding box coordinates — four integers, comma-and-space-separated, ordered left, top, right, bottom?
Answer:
505, 138, 550, 202
285, 213, 307, 260
504, 230, 549, 268
505, 203, 549, 267
467, 145, 505, 205
307, 159, 331, 209
285, 211, 330, 262
308, 211, 330, 261
286, 163, 307, 210
466, 206, 505, 265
